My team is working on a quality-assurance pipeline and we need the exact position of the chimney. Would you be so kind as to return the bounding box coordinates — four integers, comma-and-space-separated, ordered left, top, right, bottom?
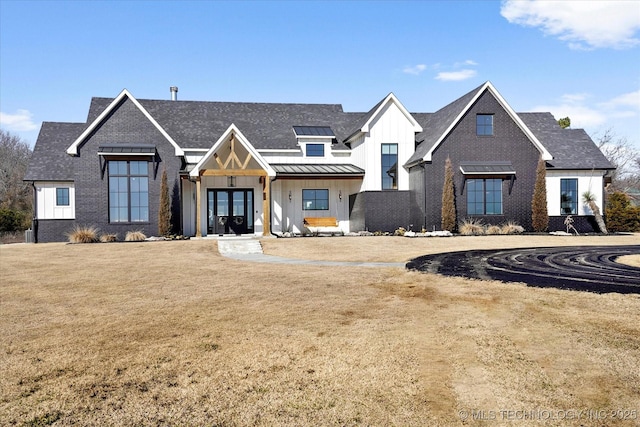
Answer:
170, 86, 178, 101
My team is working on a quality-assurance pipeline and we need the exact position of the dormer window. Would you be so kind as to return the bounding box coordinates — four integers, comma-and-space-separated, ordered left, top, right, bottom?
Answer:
306, 144, 324, 157
293, 126, 334, 158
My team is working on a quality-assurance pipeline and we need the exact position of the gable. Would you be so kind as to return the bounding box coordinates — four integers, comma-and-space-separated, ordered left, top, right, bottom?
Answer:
190, 124, 275, 178
345, 93, 422, 142
407, 82, 552, 166
66, 89, 183, 156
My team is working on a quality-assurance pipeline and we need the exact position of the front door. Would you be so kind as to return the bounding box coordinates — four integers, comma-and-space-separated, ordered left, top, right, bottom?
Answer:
207, 189, 254, 235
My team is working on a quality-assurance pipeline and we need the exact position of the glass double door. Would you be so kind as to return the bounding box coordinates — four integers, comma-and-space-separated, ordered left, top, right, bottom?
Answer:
207, 189, 254, 235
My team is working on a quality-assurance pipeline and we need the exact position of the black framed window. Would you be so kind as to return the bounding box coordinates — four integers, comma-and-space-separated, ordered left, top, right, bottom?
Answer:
560, 178, 578, 215
467, 178, 503, 215
108, 160, 149, 223
306, 144, 324, 157
381, 143, 398, 190
56, 188, 70, 206
302, 189, 329, 210
476, 114, 494, 136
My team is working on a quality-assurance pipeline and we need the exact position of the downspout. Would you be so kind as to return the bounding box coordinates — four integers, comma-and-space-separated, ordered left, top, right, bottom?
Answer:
30, 181, 38, 243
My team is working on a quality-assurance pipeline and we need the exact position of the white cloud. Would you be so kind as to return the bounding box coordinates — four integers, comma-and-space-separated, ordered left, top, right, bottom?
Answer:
501, 0, 640, 49
403, 64, 427, 75
435, 69, 477, 82
533, 90, 640, 145
0, 109, 39, 132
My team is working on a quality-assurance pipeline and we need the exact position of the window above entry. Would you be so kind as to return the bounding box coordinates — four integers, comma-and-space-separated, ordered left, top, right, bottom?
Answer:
306, 143, 325, 157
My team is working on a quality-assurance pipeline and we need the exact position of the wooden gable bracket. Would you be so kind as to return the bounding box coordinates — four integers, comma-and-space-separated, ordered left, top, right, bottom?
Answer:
213, 134, 253, 171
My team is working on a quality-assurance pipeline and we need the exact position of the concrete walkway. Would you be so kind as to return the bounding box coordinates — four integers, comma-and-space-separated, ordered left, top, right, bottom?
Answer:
217, 237, 405, 268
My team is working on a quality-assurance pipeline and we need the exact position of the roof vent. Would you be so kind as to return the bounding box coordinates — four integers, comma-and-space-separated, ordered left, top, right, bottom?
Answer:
170, 86, 178, 101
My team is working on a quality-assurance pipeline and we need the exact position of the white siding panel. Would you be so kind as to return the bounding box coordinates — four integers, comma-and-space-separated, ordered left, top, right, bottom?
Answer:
36, 182, 75, 219
546, 170, 606, 216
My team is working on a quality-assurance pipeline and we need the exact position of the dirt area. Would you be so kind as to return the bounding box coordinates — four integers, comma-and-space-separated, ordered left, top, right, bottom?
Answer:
1, 235, 639, 426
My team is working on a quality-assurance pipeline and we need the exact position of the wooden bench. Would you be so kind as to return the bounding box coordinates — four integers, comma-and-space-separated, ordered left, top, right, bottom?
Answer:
303, 217, 342, 236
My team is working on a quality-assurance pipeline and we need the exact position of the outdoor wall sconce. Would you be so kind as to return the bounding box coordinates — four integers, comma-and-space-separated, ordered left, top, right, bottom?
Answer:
227, 176, 236, 187
339, 190, 342, 201
289, 190, 292, 202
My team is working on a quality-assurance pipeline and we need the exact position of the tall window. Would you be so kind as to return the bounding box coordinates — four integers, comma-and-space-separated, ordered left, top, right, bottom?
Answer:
560, 178, 578, 215
381, 144, 398, 190
306, 144, 324, 157
476, 114, 494, 136
302, 189, 329, 210
56, 188, 70, 206
467, 179, 503, 215
108, 160, 149, 222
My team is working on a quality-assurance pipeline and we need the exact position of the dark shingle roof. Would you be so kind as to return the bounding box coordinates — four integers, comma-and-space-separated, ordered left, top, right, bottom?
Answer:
519, 113, 614, 170
407, 83, 485, 165
24, 122, 85, 181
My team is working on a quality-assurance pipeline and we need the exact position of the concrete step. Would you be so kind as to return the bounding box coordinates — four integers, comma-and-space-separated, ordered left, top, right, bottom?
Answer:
217, 239, 263, 255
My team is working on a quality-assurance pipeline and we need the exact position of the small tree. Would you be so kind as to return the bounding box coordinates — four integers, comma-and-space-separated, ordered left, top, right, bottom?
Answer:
557, 117, 571, 129
531, 156, 548, 232
158, 168, 172, 236
582, 190, 608, 234
441, 157, 456, 232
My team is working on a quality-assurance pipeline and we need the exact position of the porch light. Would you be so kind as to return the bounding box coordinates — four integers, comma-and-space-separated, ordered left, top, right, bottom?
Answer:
339, 190, 342, 201
288, 190, 292, 202
227, 176, 236, 187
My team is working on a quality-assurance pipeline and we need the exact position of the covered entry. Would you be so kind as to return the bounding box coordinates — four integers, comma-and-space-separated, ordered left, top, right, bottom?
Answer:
207, 189, 254, 235
189, 124, 276, 237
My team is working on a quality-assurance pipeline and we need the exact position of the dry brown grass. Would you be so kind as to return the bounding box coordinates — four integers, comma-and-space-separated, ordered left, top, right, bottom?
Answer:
1, 235, 639, 426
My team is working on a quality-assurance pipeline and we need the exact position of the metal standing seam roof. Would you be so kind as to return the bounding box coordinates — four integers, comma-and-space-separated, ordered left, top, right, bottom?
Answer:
292, 126, 335, 137
97, 143, 157, 154
459, 161, 516, 174
271, 164, 365, 176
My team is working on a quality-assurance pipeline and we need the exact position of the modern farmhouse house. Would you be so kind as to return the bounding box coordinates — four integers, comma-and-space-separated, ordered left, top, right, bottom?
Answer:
24, 82, 614, 242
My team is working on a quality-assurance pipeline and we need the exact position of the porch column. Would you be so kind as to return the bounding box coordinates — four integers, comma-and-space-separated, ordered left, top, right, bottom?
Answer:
195, 178, 202, 237
263, 176, 271, 236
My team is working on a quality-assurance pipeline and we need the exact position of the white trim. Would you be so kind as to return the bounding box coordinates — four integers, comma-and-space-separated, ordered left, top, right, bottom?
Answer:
183, 148, 210, 152
258, 149, 300, 153
189, 124, 276, 178
423, 82, 552, 162
66, 89, 184, 156
97, 151, 155, 156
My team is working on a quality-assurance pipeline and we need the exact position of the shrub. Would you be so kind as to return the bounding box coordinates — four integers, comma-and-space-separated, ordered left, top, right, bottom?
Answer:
486, 225, 502, 235
158, 168, 172, 236
441, 157, 456, 232
531, 156, 548, 232
501, 221, 525, 235
459, 218, 485, 235
125, 230, 147, 242
0, 208, 27, 232
394, 227, 406, 236
606, 192, 640, 232
99, 233, 118, 243
67, 226, 99, 243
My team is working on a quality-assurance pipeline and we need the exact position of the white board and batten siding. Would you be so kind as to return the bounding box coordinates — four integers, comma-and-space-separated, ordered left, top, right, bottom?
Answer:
35, 182, 75, 219
271, 179, 361, 234
351, 102, 417, 192
546, 170, 606, 216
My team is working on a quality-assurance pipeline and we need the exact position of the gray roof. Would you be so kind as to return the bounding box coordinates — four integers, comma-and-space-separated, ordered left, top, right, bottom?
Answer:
519, 113, 614, 170
272, 163, 365, 176
87, 97, 363, 151
408, 83, 485, 165
24, 122, 84, 181
27, 84, 613, 183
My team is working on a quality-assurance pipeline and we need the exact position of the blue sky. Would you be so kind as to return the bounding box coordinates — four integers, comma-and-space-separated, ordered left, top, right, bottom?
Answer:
1, 0, 639, 150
